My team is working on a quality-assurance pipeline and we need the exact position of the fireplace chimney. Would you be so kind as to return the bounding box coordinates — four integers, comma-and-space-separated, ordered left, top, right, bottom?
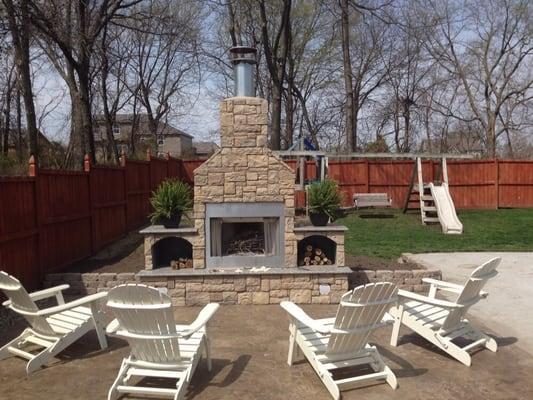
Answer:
230, 46, 256, 97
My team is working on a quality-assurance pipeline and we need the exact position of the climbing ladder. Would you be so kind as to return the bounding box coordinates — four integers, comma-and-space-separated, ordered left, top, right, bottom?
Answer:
403, 157, 441, 225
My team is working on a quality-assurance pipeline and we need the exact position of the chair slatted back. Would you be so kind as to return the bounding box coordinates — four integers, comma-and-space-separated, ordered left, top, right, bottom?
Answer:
441, 257, 500, 332
107, 284, 182, 364
326, 282, 397, 356
0, 271, 56, 336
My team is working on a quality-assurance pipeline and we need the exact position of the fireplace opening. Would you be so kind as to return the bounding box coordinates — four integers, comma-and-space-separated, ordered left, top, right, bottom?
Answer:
206, 202, 284, 268
298, 235, 336, 266
152, 237, 192, 269
210, 217, 278, 257
222, 221, 265, 255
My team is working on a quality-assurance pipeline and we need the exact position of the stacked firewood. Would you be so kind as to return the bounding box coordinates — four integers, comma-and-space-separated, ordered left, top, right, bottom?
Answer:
300, 245, 333, 266
170, 258, 193, 270
225, 231, 265, 255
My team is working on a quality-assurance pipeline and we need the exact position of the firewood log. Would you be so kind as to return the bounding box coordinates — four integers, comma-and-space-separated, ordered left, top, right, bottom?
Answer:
170, 260, 179, 270
303, 256, 311, 264
314, 255, 321, 262
319, 260, 324, 265
306, 245, 313, 252
315, 248, 323, 256
304, 251, 313, 258
322, 257, 329, 263
325, 259, 332, 265
185, 259, 193, 268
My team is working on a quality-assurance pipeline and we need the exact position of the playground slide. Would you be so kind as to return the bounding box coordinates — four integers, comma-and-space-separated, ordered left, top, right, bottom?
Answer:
429, 183, 463, 234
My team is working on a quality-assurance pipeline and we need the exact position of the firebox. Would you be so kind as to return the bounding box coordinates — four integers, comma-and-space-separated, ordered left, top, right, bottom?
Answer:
205, 202, 284, 268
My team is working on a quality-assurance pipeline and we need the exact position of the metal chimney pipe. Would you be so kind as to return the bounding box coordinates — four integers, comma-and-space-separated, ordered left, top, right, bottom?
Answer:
229, 46, 257, 97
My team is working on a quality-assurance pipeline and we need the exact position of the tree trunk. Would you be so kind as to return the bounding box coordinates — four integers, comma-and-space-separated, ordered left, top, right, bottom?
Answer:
271, 84, 282, 150
3, 84, 12, 156
4, 0, 39, 164
100, 32, 120, 164
16, 87, 22, 159
340, 0, 356, 152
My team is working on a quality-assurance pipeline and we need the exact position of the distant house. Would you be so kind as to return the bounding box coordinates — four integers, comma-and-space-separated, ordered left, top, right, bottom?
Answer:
94, 114, 194, 160
420, 132, 484, 156
4, 128, 55, 155
193, 141, 219, 158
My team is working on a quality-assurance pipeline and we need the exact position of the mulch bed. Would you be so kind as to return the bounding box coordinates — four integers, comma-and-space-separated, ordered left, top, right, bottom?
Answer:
67, 231, 145, 274
63, 230, 424, 275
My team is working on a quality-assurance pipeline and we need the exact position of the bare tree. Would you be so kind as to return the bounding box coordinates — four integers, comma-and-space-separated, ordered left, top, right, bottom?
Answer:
2, 0, 39, 163
28, 0, 141, 167
258, 0, 291, 150
425, 0, 532, 157
125, 0, 202, 155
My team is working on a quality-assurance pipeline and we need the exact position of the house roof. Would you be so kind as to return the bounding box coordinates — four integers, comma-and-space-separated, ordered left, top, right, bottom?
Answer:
193, 141, 219, 155
420, 132, 484, 154
7, 129, 52, 148
95, 114, 194, 138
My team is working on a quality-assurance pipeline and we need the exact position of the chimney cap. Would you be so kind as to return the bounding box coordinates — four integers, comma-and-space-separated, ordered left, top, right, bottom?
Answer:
230, 46, 257, 64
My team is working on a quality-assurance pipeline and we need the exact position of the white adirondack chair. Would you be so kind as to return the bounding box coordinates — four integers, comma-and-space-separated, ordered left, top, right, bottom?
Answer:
106, 284, 219, 400
389, 257, 501, 366
0, 271, 108, 373
280, 282, 398, 400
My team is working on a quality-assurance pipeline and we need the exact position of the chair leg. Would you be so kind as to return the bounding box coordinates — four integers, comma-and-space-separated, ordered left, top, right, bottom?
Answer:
90, 302, 108, 350
390, 305, 403, 347
108, 358, 128, 400
0, 331, 29, 361
203, 333, 212, 372
287, 323, 298, 366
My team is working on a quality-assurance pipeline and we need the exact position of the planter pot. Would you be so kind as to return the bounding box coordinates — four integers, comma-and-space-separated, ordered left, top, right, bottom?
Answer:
158, 213, 182, 228
309, 212, 329, 226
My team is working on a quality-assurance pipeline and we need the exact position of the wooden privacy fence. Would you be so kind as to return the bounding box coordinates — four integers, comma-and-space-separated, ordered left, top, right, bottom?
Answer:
2, 155, 533, 288
0, 152, 186, 289
281, 158, 533, 209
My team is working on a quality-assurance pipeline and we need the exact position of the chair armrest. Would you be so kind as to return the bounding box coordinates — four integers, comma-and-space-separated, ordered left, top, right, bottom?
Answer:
106, 318, 120, 334
422, 278, 463, 293
179, 303, 220, 338
37, 291, 108, 316
280, 301, 331, 335
2, 284, 70, 307
398, 289, 463, 309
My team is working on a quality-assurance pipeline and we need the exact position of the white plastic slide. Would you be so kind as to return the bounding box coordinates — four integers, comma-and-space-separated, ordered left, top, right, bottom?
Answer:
429, 183, 463, 234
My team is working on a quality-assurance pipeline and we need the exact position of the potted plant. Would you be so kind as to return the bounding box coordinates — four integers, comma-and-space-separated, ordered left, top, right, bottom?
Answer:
149, 179, 193, 228
308, 179, 342, 226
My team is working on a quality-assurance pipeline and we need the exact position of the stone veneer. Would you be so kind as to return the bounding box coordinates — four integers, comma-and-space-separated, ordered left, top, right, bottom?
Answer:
43, 268, 441, 305
192, 97, 297, 268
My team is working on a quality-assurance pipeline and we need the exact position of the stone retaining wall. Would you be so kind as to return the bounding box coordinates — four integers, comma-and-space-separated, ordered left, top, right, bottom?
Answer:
44, 273, 349, 306
348, 269, 442, 292
44, 268, 441, 305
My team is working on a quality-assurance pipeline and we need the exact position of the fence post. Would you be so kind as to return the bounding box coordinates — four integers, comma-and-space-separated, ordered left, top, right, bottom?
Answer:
120, 149, 129, 232
29, 155, 45, 285
495, 159, 499, 209
84, 154, 97, 254
365, 159, 370, 192
147, 148, 152, 191
165, 151, 171, 180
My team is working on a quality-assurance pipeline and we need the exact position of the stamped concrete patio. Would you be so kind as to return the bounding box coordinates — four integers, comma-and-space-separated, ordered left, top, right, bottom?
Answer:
1, 304, 532, 400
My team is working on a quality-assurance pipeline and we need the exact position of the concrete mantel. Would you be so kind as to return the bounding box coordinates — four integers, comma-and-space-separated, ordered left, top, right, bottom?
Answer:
139, 226, 198, 235
293, 225, 349, 233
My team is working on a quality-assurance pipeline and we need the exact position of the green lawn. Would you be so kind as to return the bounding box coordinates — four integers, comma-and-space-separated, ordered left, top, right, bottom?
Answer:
338, 209, 533, 260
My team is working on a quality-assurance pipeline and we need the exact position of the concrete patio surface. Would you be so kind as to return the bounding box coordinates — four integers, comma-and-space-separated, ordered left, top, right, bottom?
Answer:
405, 252, 533, 356
1, 304, 532, 400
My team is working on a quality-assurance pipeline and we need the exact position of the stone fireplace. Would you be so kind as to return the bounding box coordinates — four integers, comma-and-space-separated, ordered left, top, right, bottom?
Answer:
192, 97, 297, 268
137, 47, 350, 305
